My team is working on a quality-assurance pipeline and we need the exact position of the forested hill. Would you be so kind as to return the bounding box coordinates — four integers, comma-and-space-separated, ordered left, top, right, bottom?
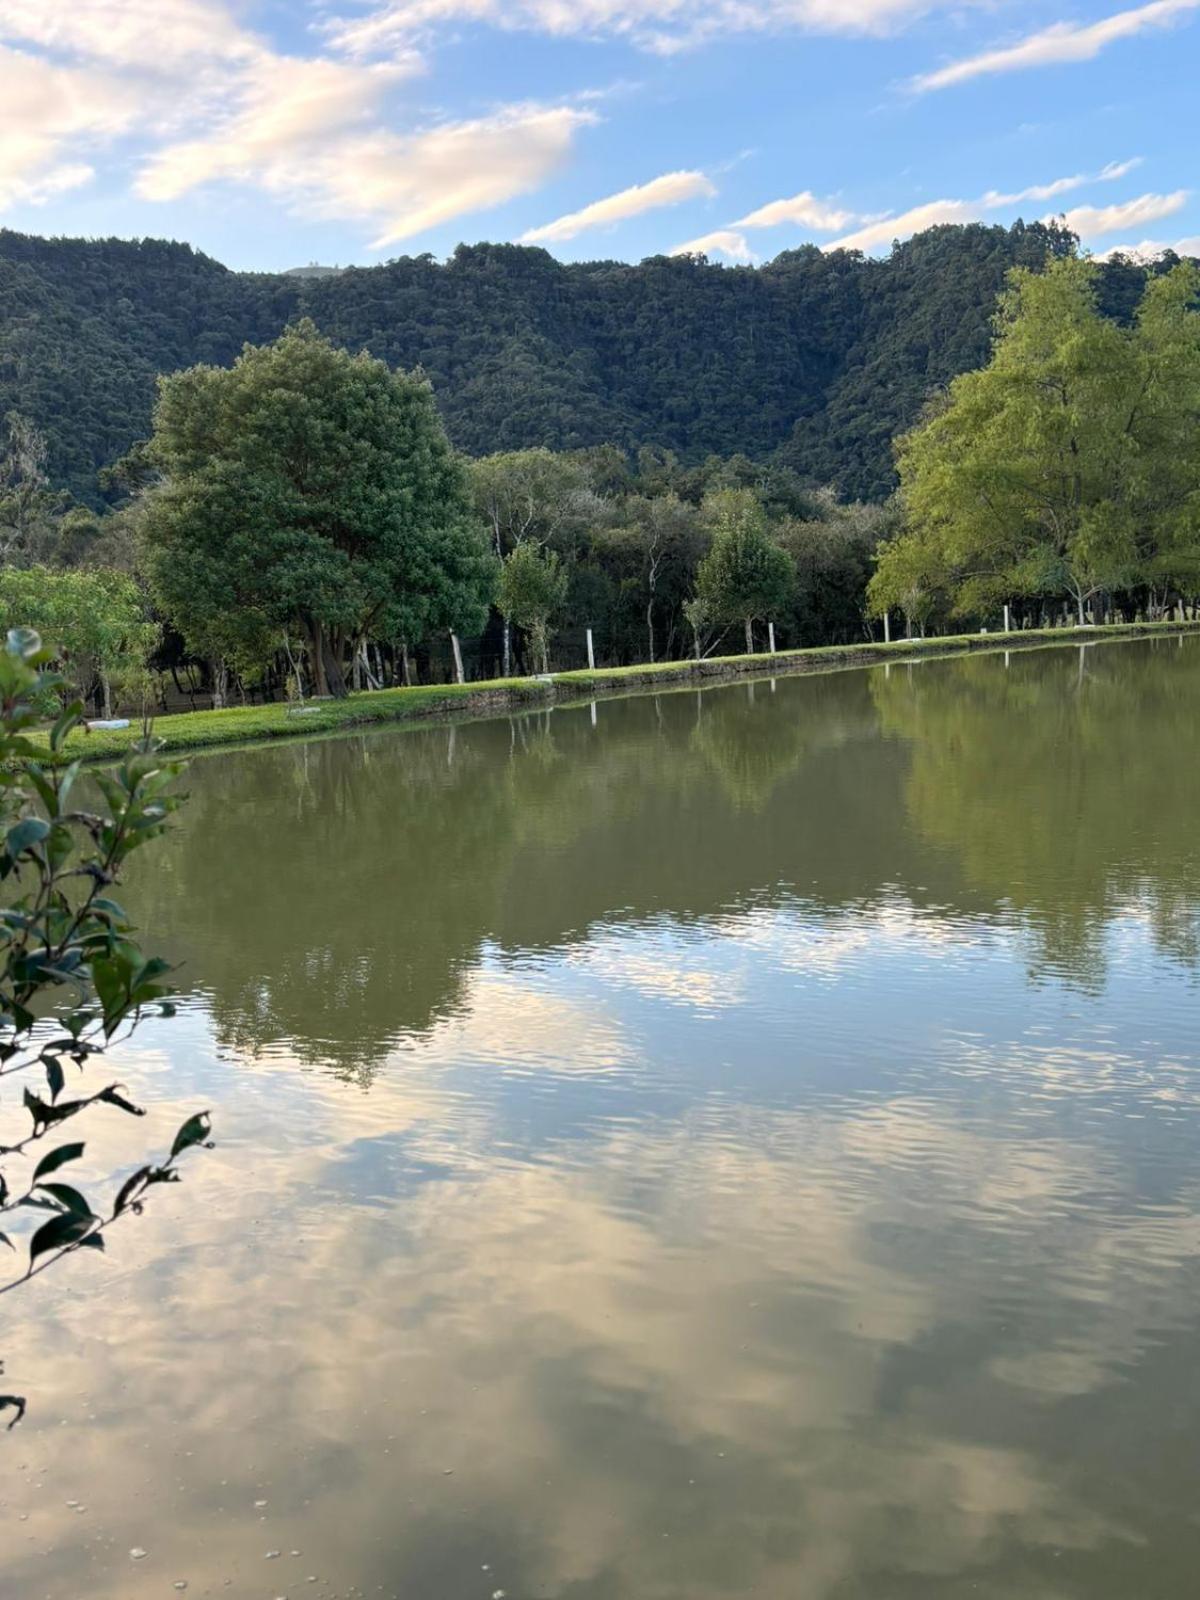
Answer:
0, 220, 1170, 506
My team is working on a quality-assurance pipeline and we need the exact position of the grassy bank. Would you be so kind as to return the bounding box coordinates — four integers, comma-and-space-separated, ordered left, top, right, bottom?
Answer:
554, 620, 1200, 691
47, 620, 1200, 763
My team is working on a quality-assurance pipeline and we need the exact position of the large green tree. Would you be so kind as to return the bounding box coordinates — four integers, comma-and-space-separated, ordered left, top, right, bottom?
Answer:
139, 321, 488, 698
1125, 262, 1200, 613
693, 490, 795, 654
876, 256, 1200, 626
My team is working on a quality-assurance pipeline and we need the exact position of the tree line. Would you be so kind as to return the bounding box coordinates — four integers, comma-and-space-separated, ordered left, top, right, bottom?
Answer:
2, 219, 1187, 510
0, 318, 898, 707
0, 251, 1196, 712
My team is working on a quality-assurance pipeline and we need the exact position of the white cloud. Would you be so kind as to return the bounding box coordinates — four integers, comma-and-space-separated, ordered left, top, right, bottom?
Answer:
330, 0, 954, 59
1098, 158, 1144, 182
137, 54, 415, 200
0, 0, 595, 250
143, 84, 597, 250
670, 228, 754, 262
1091, 237, 1196, 261
1055, 190, 1190, 238
827, 161, 1150, 253
521, 169, 715, 244
732, 189, 856, 231
0, 42, 132, 211
828, 198, 977, 251
0, 0, 256, 70
912, 0, 1200, 92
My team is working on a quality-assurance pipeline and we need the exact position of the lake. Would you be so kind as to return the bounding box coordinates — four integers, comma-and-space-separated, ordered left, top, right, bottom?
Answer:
5, 634, 1200, 1600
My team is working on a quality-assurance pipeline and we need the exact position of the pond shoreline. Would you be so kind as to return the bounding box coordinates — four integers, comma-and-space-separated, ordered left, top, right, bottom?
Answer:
56, 620, 1200, 763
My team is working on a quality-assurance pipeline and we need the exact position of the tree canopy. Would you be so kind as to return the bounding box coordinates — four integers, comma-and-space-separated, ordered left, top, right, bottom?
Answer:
871, 257, 1200, 628
138, 321, 491, 697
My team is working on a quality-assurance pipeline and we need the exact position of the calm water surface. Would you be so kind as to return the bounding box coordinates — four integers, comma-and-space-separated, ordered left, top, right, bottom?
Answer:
4, 636, 1200, 1599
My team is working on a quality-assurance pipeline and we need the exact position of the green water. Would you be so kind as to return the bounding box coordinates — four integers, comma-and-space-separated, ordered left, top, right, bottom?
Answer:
5, 635, 1200, 1599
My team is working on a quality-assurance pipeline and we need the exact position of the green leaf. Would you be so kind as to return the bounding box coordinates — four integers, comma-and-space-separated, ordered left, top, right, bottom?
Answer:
113, 1166, 150, 1216
98, 1085, 144, 1117
32, 1142, 85, 1180
91, 955, 132, 1031
37, 1182, 93, 1217
5, 817, 50, 858
50, 700, 84, 754
23, 765, 58, 813
29, 1209, 96, 1263
170, 1111, 213, 1159
44, 1057, 64, 1102
89, 896, 129, 926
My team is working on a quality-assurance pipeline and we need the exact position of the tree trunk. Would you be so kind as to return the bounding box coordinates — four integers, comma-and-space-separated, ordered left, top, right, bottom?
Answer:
450, 631, 465, 685
646, 601, 656, 665
1076, 593, 1086, 626
321, 631, 348, 699
211, 658, 228, 711
400, 641, 413, 687
306, 622, 329, 697
100, 670, 113, 720
744, 617, 754, 654
502, 618, 512, 677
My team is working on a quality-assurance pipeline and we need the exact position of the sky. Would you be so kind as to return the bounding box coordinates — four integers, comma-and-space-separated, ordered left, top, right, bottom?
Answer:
0, 0, 1196, 272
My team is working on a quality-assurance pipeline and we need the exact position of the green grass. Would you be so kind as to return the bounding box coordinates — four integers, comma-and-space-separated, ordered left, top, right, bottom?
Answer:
46, 676, 554, 762
41, 619, 1199, 763
554, 620, 1199, 688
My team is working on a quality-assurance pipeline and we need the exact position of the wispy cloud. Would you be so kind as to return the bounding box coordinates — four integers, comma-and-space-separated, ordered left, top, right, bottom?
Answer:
827, 160, 1144, 252
828, 199, 977, 252
144, 96, 598, 250
1056, 190, 1189, 238
521, 170, 715, 244
0, 0, 257, 70
330, 0, 954, 60
0, 42, 134, 210
1093, 234, 1200, 260
669, 229, 754, 262
0, 0, 594, 248
912, 0, 1200, 91
732, 190, 856, 231
136, 54, 419, 200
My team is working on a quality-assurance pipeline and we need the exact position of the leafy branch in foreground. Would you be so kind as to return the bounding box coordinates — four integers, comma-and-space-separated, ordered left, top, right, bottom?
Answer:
0, 627, 210, 1428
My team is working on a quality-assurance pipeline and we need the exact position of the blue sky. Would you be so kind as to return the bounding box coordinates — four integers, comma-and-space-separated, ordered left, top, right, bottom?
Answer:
1, 0, 1196, 271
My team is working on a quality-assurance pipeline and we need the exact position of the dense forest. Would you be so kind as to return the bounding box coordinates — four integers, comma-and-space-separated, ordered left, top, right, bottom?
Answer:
0, 220, 1183, 508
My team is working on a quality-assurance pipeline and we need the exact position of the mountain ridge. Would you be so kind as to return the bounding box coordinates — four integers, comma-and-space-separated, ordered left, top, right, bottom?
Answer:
0, 222, 1177, 506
